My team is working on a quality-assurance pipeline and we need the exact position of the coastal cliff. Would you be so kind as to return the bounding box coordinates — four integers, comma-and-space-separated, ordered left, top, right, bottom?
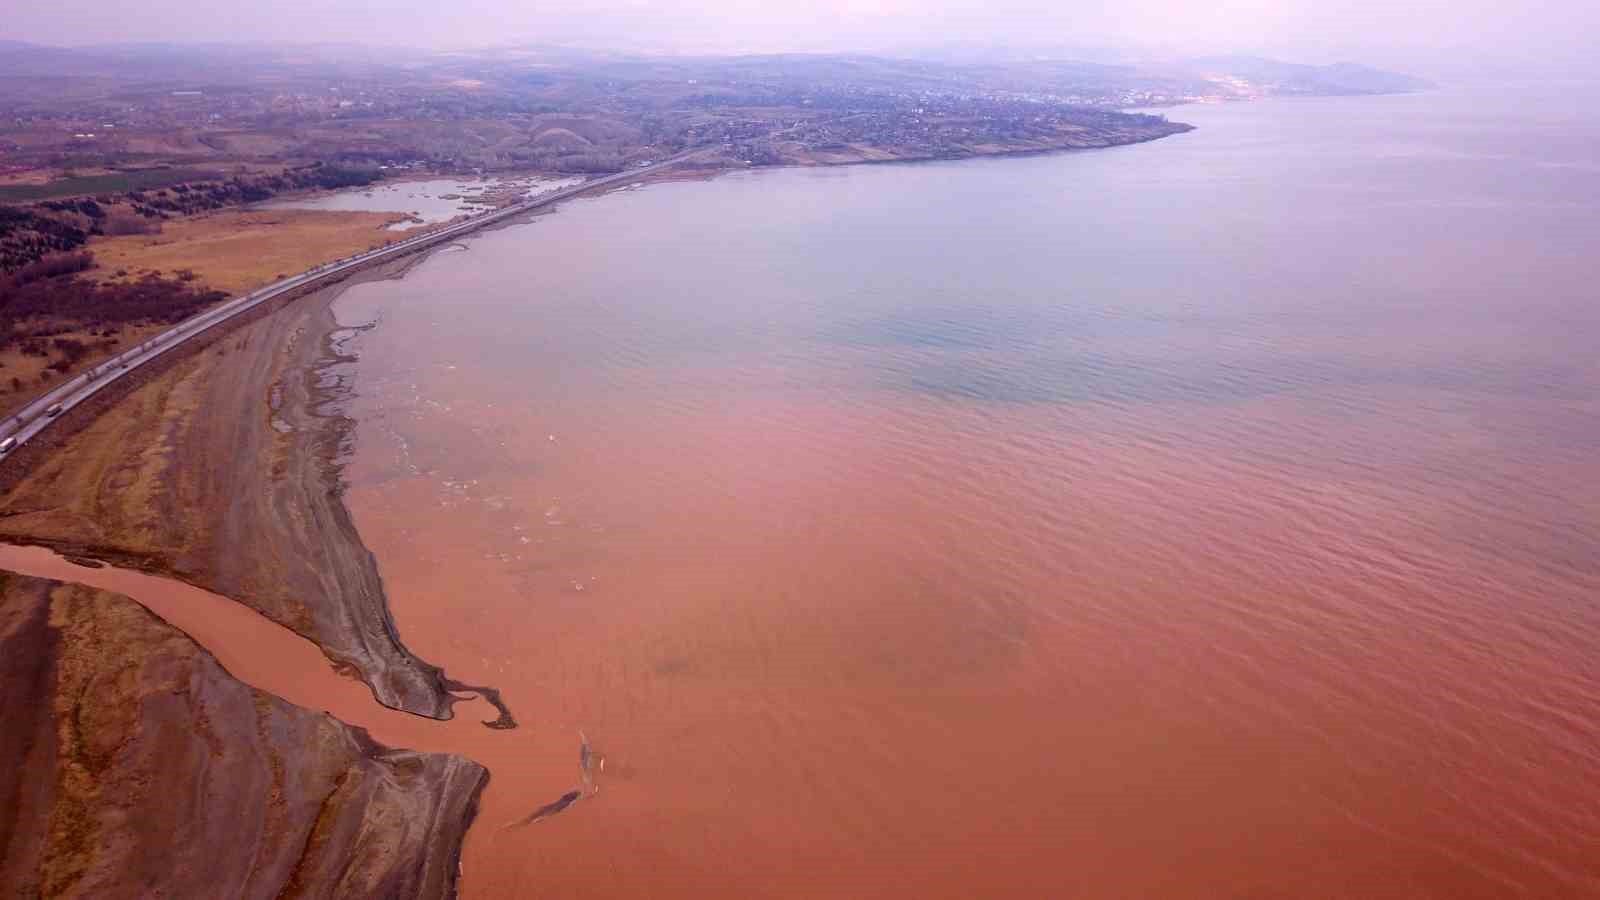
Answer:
0, 570, 486, 899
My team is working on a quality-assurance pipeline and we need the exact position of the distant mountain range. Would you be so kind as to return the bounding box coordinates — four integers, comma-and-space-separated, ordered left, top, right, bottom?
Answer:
0, 39, 1429, 199
0, 41, 1430, 104
1180, 56, 1433, 95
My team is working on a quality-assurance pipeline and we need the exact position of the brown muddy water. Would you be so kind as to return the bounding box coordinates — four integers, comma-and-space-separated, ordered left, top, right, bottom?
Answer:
0, 544, 500, 756
316, 86, 1600, 898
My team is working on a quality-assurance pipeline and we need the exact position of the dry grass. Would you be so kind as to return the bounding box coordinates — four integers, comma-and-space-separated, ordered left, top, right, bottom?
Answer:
90, 208, 417, 296
0, 208, 414, 417
0, 348, 66, 400
0, 347, 202, 555
0, 169, 106, 186
0, 322, 172, 417
210, 132, 301, 156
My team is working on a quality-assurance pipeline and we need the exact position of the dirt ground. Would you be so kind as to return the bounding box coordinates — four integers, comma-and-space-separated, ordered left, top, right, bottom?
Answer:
0, 569, 485, 900
0, 260, 503, 720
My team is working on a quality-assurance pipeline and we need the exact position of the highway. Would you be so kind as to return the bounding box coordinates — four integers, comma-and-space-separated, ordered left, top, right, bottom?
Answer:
0, 155, 688, 460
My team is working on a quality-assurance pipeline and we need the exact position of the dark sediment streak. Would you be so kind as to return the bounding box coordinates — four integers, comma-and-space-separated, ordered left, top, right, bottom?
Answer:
504, 791, 584, 829
503, 734, 602, 829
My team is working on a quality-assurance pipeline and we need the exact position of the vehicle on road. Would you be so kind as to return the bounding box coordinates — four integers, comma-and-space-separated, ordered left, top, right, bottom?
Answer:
0, 437, 15, 454
45, 403, 64, 417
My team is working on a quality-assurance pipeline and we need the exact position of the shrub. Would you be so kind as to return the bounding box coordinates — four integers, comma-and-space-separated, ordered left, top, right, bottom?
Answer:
101, 211, 161, 236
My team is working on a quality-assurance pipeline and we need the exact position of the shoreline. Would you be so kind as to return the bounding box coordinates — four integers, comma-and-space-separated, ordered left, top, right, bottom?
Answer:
0, 123, 1194, 897
269, 117, 1196, 204
0, 246, 511, 893
0, 118, 1197, 425
0, 248, 513, 724
0, 558, 491, 899
307, 288, 519, 728
8, 84, 1589, 899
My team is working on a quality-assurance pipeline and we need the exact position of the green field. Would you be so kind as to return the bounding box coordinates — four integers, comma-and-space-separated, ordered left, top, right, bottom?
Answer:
0, 168, 220, 203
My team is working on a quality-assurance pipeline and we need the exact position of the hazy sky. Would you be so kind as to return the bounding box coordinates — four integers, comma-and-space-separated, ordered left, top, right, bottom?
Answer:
7, 0, 1598, 69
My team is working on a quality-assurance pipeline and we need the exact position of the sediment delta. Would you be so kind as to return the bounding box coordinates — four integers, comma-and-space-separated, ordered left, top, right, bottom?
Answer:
0, 258, 516, 894
0, 257, 511, 725
11, 89, 1596, 898
0, 568, 486, 899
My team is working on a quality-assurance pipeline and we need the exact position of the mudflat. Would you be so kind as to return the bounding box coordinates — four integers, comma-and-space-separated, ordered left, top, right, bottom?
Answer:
0, 258, 507, 723
0, 568, 486, 899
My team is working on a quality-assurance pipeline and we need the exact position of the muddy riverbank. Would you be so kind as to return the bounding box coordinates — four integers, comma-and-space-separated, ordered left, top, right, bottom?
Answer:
0, 564, 487, 899
0, 257, 509, 724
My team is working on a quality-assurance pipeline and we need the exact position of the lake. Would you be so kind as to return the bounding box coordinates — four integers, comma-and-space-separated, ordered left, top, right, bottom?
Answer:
332, 84, 1600, 898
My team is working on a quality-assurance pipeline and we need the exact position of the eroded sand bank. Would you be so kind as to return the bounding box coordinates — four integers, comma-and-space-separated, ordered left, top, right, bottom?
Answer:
0, 258, 509, 723
0, 544, 600, 898
0, 563, 486, 899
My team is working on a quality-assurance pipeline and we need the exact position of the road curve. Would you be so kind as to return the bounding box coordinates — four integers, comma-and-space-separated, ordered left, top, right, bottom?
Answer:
0, 155, 690, 461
